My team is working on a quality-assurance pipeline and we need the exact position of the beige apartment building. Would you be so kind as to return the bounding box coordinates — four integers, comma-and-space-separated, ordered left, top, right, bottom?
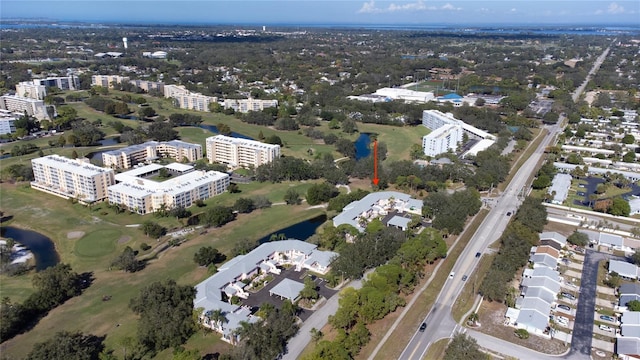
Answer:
31, 155, 115, 203
91, 75, 130, 88
222, 98, 278, 113
206, 135, 280, 169
174, 93, 218, 112
15, 81, 46, 100
107, 164, 229, 214
102, 140, 203, 169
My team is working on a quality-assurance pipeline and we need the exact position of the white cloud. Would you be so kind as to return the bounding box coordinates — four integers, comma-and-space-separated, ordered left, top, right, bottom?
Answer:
510, 8, 517, 12
606, 2, 625, 14
358, 0, 461, 14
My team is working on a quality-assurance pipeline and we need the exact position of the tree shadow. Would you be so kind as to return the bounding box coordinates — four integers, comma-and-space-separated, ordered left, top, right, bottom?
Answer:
79, 271, 95, 291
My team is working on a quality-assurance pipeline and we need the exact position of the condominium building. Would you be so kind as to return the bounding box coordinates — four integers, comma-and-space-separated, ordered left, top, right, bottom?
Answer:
206, 135, 280, 169
0, 110, 18, 135
164, 84, 190, 98
102, 140, 202, 169
174, 93, 218, 112
422, 124, 463, 157
129, 79, 164, 93
223, 98, 278, 113
107, 163, 229, 214
33, 75, 80, 91
15, 81, 46, 100
422, 109, 494, 141
31, 155, 115, 203
91, 75, 130, 88
0, 95, 49, 120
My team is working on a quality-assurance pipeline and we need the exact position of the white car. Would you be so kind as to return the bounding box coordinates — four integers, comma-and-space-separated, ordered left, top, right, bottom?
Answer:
599, 324, 613, 332
449, 271, 455, 279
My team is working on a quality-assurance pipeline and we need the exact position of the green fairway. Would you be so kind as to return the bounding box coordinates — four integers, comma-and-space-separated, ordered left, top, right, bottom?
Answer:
74, 229, 120, 258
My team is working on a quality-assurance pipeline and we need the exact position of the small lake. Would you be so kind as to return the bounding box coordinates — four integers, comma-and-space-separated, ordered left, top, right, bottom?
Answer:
354, 133, 372, 160
1, 227, 60, 271
98, 137, 119, 146
198, 125, 253, 140
258, 214, 327, 244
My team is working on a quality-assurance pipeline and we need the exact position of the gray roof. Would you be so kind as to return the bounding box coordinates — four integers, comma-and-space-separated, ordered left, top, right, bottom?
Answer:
539, 232, 567, 247
516, 309, 549, 332
621, 294, 640, 307
387, 215, 411, 229
333, 191, 422, 232
303, 250, 338, 270
269, 279, 305, 301
609, 259, 639, 279
622, 325, 640, 338
529, 253, 558, 269
599, 233, 624, 247
623, 311, 640, 325
548, 174, 572, 204
521, 277, 561, 294
620, 283, 640, 296
516, 296, 552, 315
617, 337, 640, 356
523, 287, 556, 304
523, 267, 561, 282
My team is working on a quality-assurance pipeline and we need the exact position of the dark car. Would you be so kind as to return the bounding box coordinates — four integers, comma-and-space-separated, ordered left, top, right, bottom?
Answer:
475, 252, 481, 258
506, 212, 512, 216
462, 275, 468, 281
419, 322, 427, 332
557, 304, 571, 312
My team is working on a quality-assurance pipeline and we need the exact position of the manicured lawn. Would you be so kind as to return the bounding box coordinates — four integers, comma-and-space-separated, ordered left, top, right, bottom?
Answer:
74, 229, 120, 258
358, 123, 430, 162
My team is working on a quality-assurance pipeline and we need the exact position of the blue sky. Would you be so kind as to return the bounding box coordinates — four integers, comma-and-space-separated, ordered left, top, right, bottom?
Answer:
1, 1, 639, 25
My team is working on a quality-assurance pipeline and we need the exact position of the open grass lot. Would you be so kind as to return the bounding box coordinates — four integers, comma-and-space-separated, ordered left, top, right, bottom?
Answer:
357, 123, 430, 162
423, 338, 449, 360
0, 177, 327, 359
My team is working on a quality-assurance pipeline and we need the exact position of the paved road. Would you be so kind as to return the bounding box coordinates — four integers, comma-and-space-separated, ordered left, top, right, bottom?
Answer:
396, 41, 615, 360
281, 279, 363, 360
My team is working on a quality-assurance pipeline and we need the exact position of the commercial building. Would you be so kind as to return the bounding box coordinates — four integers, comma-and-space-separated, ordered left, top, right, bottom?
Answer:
33, 75, 79, 91
194, 239, 337, 344
421, 124, 463, 157
107, 163, 229, 214
91, 75, 130, 88
15, 81, 46, 100
102, 140, 203, 169
0, 110, 18, 135
0, 95, 49, 120
223, 98, 278, 113
206, 135, 280, 169
30, 155, 115, 203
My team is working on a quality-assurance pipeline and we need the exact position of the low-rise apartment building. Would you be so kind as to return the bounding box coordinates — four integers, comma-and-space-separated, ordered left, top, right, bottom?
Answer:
0, 110, 18, 135
102, 140, 202, 169
32, 75, 80, 91
30, 155, 115, 203
91, 75, 130, 88
206, 135, 280, 169
107, 163, 229, 214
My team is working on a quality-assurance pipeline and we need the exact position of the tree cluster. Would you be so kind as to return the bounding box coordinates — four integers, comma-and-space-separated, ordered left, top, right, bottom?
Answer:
199, 205, 236, 227
111, 246, 145, 272
193, 246, 226, 267
129, 280, 196, 353
85, 96, 131, 116
1, 263, 85, 342
423, 188, 482, 234
26, 331, 105, 360
168, 113, 203, 127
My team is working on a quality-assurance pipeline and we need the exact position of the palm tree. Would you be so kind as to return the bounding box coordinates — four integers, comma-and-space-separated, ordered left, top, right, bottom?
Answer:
467, 312, 479, 326
210, 309, 228, 331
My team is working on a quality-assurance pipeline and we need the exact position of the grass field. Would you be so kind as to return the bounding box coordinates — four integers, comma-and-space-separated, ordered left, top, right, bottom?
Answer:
423, 338, 449, 360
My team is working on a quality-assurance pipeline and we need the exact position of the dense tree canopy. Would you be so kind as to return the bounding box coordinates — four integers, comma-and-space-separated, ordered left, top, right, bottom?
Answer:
26, 331, 105, 360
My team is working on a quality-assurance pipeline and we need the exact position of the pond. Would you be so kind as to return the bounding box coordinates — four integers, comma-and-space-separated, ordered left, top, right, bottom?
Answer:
354, 133, 372, 160
198, 124, 253, 140
258, 214, 327, 244
1, 226, 60, 271
98, 137, 119, 146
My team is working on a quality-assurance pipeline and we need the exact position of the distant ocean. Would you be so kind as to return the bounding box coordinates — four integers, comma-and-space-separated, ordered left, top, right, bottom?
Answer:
1, 21, 639, 36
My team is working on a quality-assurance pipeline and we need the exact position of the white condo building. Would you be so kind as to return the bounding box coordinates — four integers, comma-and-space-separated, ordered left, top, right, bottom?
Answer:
32, 75, 79, 91
0, 110, 18, 135
174, 93, 218, 112
421, 110, 495, 157
31, 155, 115, 203
223, 98, 278, 113
107, 164, 229, 214
102, 140, 203, 169
164, 84, 191, 98
422, 124, 464, 157
206, 135, 280, 169
91, 75, 130, 88
129, 79, 164, 93
15, 81, 47, 100
0, 95, 49, 120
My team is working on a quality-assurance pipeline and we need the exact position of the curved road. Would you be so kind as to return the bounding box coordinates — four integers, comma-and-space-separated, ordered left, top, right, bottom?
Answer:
397, 41, 614, 360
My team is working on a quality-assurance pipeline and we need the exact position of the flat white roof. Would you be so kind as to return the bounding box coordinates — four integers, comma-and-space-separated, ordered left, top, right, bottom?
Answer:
32, 155, 113, 177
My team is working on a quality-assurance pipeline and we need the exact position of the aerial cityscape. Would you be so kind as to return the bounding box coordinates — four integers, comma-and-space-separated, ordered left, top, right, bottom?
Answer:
1, 1, 640, 359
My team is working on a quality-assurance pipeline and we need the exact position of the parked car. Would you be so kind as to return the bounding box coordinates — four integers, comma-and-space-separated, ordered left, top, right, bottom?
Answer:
557, 304, 571, 312
561, 292, 576, 300
600, 315, 616, 322
419, 322, 427, 332
599, 324, 613, 332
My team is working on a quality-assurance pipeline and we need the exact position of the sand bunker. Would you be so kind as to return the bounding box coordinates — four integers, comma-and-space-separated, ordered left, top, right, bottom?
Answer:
67, 231, 85, 239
